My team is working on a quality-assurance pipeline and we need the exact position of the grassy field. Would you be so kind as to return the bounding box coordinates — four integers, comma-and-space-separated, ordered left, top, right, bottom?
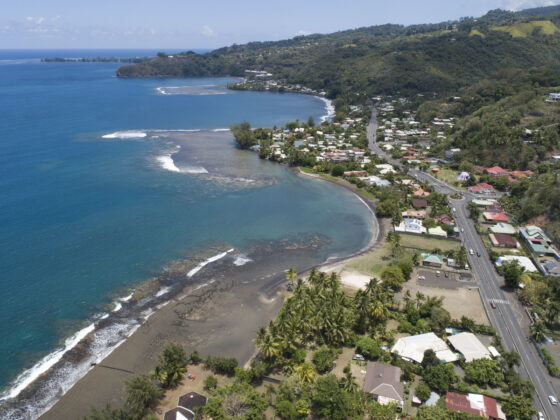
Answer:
344, 244, 392, 276
400, 234, 460, 252
434, 168, 466, 190
493, 20, 559, 38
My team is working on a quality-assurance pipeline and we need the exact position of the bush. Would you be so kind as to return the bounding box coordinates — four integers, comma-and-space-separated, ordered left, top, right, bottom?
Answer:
312, 347, 337, 374
154, 342, 188, 388
464, 359, 504, 388
331, 164, 345, 177
415, 381, 431, 401
190, 350, 202, 365
276, 399, 298, 419
204, 356, 238, 376
355, 336, 381, 360
204, 375, 218, 390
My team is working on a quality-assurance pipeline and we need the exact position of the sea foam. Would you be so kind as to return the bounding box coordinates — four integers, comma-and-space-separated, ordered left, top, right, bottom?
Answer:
318, 97, 335, 123
187, 249, 234, 278
0, 323, 95, 401
156, 154, 181, 172
233, 255, 253, 266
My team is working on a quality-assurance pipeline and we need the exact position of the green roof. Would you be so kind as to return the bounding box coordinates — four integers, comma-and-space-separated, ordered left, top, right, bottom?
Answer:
422, 253, 444, 264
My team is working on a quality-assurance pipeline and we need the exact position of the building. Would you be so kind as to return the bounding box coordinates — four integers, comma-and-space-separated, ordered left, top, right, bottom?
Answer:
472, 199, 497, 207
468, 183, 495, 194
490, 223, 517, 235
395, 218, 427, 234
445, 148, 461, 160
543, 260, 560, 277
402, 209, 427, 219
362, 362, 404, 408
496, 256, 538, 272
552, 155, 560, 164
447, 332, 491, 362
391, 332, 458, 364
413, 187, 430, 197
412, 198, 428, 209
446, 392, 506, 419
428, 226, 448, 237
489, 233, 517, 248
548, 92, 560, 102
519, 226, 559, 257
164, 407, 194, 420
486, 166, 508, 177
422, 253, 444, 268
435, 214, 454, 225
457, 171, 470, 181
178, 392, 207, 413
483, 212, 509, 223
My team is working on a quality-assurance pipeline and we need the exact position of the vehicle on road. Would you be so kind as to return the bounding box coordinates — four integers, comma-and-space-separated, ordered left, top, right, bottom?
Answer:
453, 208, 456, 212
538, 411, 545, 420
436, 271, 440, 277
548, 395, 558, 406
461, 228, 464, 233
491, 301, 497, 309
469, 249, 474, 255
477, 252, 481, 257
445, 272, 448, 278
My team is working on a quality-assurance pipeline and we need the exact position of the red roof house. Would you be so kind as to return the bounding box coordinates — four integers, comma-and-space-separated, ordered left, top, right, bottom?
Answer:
412, 198, 428, 209
486, 166, 508, 177
446, 392, 504, 419
483, 212, 509, 223
435, 214, 454, 225
468, 183, 495, 194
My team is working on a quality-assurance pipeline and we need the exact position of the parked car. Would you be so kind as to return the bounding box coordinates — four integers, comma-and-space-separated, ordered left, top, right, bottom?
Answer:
548, 395, 558, 406
445, 272, 449, 278
491, 301, 497, 309
352, 354, 365, 361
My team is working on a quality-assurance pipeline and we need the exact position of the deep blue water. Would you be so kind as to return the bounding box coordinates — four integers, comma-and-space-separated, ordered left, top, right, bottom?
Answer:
0, 50, 372, 402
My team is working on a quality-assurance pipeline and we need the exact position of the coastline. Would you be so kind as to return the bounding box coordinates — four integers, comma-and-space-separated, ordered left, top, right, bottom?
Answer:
1, 95, 373, 420
33, 166, 381, 420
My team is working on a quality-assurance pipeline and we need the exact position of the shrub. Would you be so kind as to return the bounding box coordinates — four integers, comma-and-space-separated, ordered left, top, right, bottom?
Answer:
355, 336, 381, 360
204, 375, 218, 390
312, 347, 336, 374
415, 381, 431, 401
204, 356, 238, 376
276, 399, 298, 419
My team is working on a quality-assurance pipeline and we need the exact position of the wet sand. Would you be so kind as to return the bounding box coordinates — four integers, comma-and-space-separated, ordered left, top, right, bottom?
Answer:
39, 236, 327, 420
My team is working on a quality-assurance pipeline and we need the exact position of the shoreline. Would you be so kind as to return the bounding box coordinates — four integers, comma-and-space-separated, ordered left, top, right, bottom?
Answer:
1, 97, 372, 420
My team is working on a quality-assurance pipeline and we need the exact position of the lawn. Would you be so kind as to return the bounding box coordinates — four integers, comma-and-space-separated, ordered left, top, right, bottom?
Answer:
434, 168, 466, 190
344, 244, 392, 277
400, 234, 460, 252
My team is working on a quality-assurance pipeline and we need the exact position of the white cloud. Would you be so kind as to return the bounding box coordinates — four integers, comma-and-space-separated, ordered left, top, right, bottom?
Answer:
36, 17, 45, 25
201, 25, 215, 37
499, 0, 558, 11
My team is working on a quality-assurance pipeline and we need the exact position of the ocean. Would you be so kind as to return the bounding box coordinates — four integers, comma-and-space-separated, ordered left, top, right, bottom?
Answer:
0, 50, 373, 418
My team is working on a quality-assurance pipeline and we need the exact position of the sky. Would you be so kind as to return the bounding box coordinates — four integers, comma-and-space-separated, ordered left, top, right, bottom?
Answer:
1, 0, 559, 49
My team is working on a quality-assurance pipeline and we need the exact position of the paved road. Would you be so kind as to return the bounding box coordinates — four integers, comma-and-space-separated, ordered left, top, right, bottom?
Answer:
367, 106, 559, 420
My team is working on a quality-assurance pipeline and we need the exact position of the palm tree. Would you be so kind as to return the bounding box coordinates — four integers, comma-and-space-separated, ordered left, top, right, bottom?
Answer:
286, 267, 297, 283
297, 363, 316, 384
340, 368, 357, 392
403, 289, 412, 307
256, 329, 281, 360
531, 321, 546, 343
369, 299, 388, 324
415, 292, 426, 309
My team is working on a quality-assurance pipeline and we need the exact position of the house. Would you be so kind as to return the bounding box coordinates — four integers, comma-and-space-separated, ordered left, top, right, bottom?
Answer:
395, 218, 427, 235
457, 171, 470, 181
164, 407, 194, 420
435, 214, 454, 225
519, 226, 559, 257
178, 392, 207, 413
548, 92, 560, 102
496, 256, 538, 272
391, 332, 458, 364
446, 392, 506, 419
489, 233, 517, 248
552, 155, 560, 164
445, 148, 461, 160
490, 223, 517, 235
486, 166, 508, 177
402, 209, 427, 219
362, 362, 404, 408
472, 199, 496, 207
428, 226, 448, 237
344, 170, 367, 177
413, 187, 430, 197
422, 253, 444, 268
447, 332, 491, 362
412, 198, 428, 209
483, 212, 509, 223
468, 183, 495, 194
543, 260, 560, 277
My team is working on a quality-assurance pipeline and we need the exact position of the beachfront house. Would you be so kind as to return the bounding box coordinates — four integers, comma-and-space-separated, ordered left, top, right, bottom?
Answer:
395, 218, 427, 235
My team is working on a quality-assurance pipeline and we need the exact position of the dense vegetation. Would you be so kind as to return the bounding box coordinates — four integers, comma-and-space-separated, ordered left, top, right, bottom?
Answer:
118, 9, 560, 99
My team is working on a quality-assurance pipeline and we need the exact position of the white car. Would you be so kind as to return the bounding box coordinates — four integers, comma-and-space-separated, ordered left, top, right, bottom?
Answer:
549, 395, 558, 406
469, 249, 474, 255
453, 207, 456, 212
461, 228, 464, 233
538, 411, 545, 420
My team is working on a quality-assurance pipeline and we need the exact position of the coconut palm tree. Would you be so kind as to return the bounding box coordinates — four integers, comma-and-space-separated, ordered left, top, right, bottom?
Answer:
297, 363, 316, 384
286, 267, 297, 283
256, 330, 281, 360
415, 291, 426, 309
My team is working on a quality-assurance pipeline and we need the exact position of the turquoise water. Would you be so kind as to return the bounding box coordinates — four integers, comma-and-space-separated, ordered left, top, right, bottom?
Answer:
0, 50, 372, 411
